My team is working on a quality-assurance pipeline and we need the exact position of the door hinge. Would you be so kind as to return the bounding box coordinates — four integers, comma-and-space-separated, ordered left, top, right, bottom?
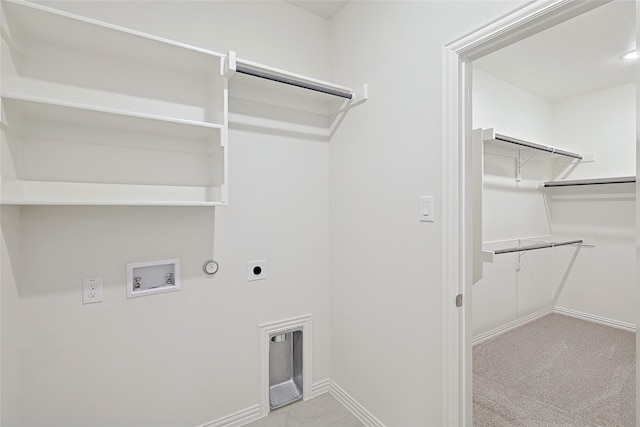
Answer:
455, 294, 463, 307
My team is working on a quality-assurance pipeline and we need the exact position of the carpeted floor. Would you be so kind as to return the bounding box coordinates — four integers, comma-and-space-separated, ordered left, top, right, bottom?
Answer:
473, 313, 636, 426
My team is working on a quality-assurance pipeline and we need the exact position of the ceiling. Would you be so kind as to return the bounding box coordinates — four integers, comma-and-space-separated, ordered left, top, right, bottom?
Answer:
474, 0, 637, 101
286, 1, 348, 19
284, 0, 635, 101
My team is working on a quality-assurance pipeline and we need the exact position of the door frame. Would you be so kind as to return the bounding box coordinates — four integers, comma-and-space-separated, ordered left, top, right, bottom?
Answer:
441, 1, 617, 425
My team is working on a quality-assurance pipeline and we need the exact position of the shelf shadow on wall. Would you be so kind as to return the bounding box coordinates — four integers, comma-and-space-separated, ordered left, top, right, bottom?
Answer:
551, 244, 583, 307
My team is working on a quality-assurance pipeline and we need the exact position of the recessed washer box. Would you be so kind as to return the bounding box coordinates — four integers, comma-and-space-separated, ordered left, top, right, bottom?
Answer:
126, 258, 180, 299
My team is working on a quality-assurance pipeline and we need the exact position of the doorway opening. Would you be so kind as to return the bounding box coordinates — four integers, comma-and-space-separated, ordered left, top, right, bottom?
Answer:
442, 1, 638, 425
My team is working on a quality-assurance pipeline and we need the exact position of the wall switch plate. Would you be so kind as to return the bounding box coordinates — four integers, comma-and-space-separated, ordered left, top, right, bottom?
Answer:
248, 260, 267, 281
83, 277, 103, 304
419, 196, 434, 222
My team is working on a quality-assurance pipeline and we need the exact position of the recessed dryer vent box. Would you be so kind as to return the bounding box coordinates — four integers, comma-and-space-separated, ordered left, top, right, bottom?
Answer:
126, 258, 180, 299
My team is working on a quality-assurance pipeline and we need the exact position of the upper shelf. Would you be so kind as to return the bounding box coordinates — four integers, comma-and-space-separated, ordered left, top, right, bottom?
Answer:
482, 128, 583, 160
224, 50, 368, 117
228, 52, 354, 99
2, 0, 223, 76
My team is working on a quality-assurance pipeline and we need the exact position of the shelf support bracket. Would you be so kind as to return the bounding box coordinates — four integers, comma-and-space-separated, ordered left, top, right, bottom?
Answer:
329, 84, 368, 139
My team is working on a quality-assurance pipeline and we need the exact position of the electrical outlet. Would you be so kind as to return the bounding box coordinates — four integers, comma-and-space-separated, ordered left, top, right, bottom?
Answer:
248, 260, 267, 281
83, 277, 103, 304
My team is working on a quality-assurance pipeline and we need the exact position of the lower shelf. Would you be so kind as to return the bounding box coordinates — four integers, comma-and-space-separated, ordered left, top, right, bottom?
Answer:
1, 179, 226, 206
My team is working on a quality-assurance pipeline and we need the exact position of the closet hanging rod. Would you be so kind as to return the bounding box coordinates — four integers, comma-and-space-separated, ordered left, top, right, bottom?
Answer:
235, 65, 353, 99
543, 176, 636, 187
493, 133, 583, 160
493, 239, 583, 255
225, 51, 354, 100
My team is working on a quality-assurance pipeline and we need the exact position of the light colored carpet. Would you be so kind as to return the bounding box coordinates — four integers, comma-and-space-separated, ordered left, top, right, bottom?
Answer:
473, 313, 635, 426
245, 393, 364, 427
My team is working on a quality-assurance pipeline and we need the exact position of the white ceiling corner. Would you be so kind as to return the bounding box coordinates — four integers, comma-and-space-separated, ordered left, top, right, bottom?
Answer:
286, 1, 348, 19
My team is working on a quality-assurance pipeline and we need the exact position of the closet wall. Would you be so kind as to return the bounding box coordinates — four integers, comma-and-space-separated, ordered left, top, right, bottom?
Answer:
550, 82, 636, 325
472, 69, 636, 338
2, 2, 332, 426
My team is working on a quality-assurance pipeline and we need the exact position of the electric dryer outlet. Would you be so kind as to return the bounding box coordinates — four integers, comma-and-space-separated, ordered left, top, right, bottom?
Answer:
248, 260, 267, 281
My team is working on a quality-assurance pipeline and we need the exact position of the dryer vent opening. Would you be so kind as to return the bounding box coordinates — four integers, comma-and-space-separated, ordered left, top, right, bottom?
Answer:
269, 329, 303, 410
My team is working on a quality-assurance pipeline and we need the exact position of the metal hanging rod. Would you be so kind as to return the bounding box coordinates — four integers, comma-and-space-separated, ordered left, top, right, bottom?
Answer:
225, 51, 354, 100
493, 239, 583, 255
493, 133, 583, 160
543, 176, 636, 187
235, 65, 353, 99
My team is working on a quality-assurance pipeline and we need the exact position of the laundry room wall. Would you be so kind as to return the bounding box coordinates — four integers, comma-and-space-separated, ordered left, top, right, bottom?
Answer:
328, 2, 526, 425
0, 206, 21, 426
7, 2, 332, 425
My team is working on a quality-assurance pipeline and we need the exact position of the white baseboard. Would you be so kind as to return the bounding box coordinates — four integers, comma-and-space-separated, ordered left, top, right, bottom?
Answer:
311, 378, 332, 397
552, 306, 636, 332
324, 379, 385, 427
473, 306, 636, 347
472, 307, 552, 345
197, 404, 261, 427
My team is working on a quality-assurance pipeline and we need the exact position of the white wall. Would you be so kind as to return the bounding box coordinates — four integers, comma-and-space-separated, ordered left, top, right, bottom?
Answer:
552, 83, 636, 180
0, 206, 21, 426
474, 68, 554, 144
7, 2, 332, 425
328, 2, 525, 425
550, 83, 636, 325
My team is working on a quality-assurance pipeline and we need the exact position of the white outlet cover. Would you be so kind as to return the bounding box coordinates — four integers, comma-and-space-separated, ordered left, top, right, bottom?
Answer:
83, 277, 103, 304
248, 260, 267, 281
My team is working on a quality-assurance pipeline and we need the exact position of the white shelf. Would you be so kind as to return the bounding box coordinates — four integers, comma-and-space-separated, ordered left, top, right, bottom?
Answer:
1, 180, 224, 206
2, 0, 223, 75
232, 54, 354, 99
2, 95, 224, 139
482, 128, 582, 160
225, 50, 367, 117
1, 0, 229, 206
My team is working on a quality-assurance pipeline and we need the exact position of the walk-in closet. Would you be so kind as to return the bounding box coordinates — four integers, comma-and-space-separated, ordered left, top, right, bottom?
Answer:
471, 1, 637, 425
